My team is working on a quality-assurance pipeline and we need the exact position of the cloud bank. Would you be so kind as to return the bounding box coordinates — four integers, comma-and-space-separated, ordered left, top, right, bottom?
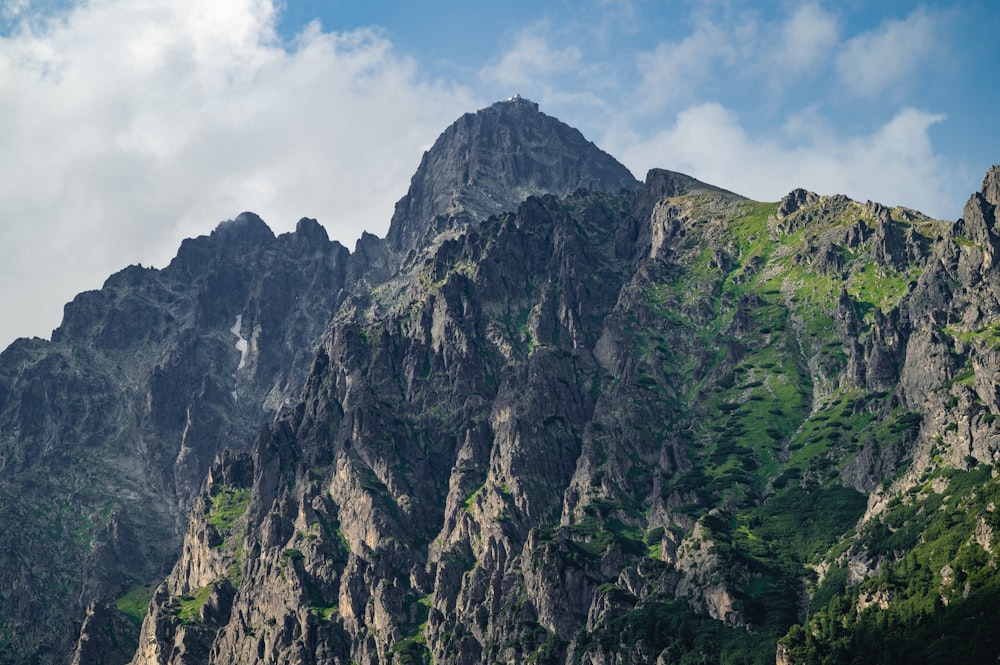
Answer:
614, 103, 949, 215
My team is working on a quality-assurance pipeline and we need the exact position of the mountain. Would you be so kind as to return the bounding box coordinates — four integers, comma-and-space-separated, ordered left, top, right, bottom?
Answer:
0, 97, 642, 665
127, 152, 1000, 662
385, 96, 641, 258
2, 99, 1000, 665
0, 215, 350, 664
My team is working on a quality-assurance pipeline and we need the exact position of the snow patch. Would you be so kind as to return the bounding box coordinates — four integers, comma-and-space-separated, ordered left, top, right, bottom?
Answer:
231, 315, 248, 370
230, 315, 249, 403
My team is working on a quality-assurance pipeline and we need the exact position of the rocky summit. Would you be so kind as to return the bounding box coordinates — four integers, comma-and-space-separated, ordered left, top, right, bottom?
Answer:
385, 96, 640, 259
1, 100, 999, 665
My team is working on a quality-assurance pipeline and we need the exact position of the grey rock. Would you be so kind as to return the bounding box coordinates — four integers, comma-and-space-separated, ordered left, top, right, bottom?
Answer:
777, 188, 819, 218
385, 97, 640, 258
982, 165, 1000, 207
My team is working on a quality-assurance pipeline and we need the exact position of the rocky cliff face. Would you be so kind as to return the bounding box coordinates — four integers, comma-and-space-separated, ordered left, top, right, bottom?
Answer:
384, 95, 640, 259
129, 155, 1000, 664
4, 99, 1000, 665
0, 215, 349, 664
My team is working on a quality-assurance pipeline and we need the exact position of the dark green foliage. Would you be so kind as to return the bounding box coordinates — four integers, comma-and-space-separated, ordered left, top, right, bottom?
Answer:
113, 586, 153, 629
744, 486, 868, 567
171, 584, 213, 625
566, 513, 645, 559
390, 636, 432, 665
575, 598, 786, 664
207, 486, 250, 532
527, 633, 566, 664
780, 584, 1000, 665
781, 465, 1000, 664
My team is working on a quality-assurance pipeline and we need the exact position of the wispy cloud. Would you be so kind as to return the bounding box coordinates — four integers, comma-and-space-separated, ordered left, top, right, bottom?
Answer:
632, 3, 840, 112
480, 24, 583, 90
836, 9, 942, 97
603, 3, 960, 221
771, 3, 839, 76
1, 0, 33, 22
634, 20, 736, 113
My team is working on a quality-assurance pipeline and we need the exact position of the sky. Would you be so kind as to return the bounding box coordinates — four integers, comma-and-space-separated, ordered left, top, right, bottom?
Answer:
1, 0, 998, 350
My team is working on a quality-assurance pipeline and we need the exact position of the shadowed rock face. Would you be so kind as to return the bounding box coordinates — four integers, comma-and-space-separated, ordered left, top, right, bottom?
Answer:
0, 214, 350, 664
385, 96, 640, 258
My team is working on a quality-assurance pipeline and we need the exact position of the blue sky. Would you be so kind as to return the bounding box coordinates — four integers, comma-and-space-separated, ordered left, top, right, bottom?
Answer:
267, 0, 1000, 204
1, 0, 998, 349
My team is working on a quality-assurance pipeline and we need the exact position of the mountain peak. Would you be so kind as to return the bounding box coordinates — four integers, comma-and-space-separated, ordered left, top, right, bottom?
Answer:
385, 99, 640, 256
210, 211, 274, 244
495, 93, 538, 110
982, 164, 1000, 207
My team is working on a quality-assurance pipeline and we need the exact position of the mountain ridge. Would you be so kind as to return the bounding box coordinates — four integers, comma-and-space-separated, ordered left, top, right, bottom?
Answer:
0, 100, 998, 665
0, 213, 352, 663
128, 163, 1000, 664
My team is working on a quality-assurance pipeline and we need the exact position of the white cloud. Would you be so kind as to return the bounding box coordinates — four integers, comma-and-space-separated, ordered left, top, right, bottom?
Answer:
612, 102, 956, 219
836, 9, 940, 97
634, 3, 838, 112
773, 3, 839, 75
0, 0, 474, 350
634, 21, 735, 112
1, 0, 32, 21
480, 25, 582, 90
